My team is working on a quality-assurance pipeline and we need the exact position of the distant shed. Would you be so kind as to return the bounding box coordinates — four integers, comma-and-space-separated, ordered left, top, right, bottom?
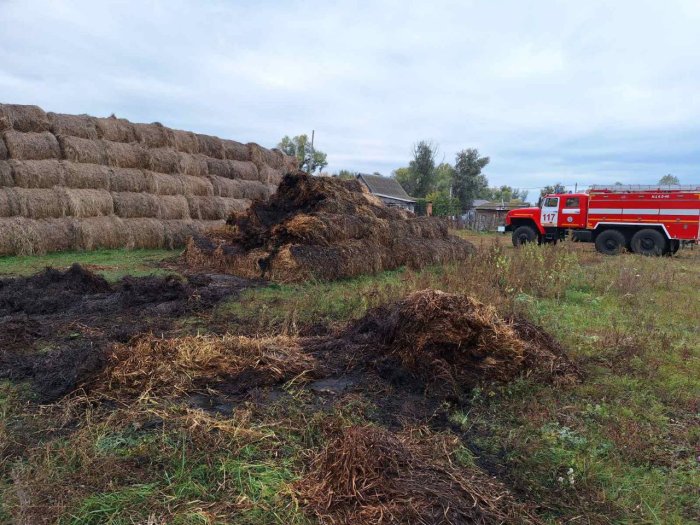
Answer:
471, 200, 530, 231
356, 173, 416, 212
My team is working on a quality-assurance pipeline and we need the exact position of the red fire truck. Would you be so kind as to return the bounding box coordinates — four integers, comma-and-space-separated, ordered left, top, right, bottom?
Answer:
501, 185, 700, 255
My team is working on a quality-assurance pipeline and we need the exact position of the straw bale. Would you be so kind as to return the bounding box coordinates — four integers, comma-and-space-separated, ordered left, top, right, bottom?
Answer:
178, 152, 208, 177
0, 217, 76, 255
144, 171, 184, 195
207, 158, 259, 181
47, 112, 99, 140
95, 116, 137, 143
62, 162, 111, 190
208, 176, 270, 200
75, 216, 130, 250
104, 140, 149, 169
181, 174, 214, 196
9, 160, 65, 188
248, 142, 284, 170
172, 129, 199, 154
58, 135, 107, 164
109, 168, 148, 193
133, 122, 175, 148
222, 139, 250, 161
208, 176, 242, 198
148, 147, 182, 174
125, 218, 166, 249
61, 188, 114, 218
0, 161, 12, 186
0, 187, 67, 219
158, 195, 190, 220
258, 165, 284, 185
0, 135, 7, 160
196, 134, 224, 159
187, 195, 248, 220
112, 192, 160, 218
163, 219, 221, 248
4, 131, 61, 160
0, 104, 50, 133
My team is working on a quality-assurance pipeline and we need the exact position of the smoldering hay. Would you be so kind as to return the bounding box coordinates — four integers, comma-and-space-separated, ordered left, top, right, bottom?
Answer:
0, 103, 297, 255
185, 171, 476, 282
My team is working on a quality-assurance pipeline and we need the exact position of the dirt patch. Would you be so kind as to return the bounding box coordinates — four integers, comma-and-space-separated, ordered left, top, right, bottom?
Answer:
296, 424, 541, 524
184, 171, 475, 282
0, 264, 252, 401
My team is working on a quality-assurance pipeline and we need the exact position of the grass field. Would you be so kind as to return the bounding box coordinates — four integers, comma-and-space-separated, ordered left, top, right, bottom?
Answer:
0, 236, 698, 524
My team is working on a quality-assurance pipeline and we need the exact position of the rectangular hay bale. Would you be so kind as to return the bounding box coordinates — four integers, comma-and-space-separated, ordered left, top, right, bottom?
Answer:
61, 188, 114, 218
157, 195, 190, 220
222, 139, 251, 162
75, 216, 130, 251
207, 158, 259, 181
148, 147, 182, 174
144, 171, 184, 195
0, 161, 12, 186
172, 129, 199, 154
179, 153, 208, 177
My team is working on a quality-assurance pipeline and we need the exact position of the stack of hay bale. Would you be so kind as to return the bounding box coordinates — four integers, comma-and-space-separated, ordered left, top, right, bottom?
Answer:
0, 103, 297, 255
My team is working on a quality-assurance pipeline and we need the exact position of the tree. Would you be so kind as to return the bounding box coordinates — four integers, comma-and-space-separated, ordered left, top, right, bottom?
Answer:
427, 190, 460, 217
409, 141, 438, 198
277, 135, 328, 174
538, 183, 566, 205
434, 162, 455, 195
453, 148, 490, 212
659, 174, 680, 185
392, 167, 416, 196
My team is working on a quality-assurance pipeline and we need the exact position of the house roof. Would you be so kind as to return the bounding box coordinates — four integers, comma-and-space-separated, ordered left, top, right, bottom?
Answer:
356, 173, 415, 203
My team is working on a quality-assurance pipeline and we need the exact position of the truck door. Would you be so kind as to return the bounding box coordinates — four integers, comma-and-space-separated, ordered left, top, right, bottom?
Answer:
541, 197, 559, 227
560, 196, 586, 229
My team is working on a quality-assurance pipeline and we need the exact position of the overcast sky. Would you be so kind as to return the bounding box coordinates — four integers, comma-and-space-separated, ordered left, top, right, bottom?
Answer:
1, 0, 699, 200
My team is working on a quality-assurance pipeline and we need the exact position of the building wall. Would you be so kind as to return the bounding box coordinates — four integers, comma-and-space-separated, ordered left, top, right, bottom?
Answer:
379, 196, 415, 213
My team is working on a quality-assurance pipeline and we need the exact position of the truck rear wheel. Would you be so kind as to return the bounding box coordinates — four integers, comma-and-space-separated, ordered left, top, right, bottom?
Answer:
512, 225, 537, 247
595, 229, 626, 255
630, 229, 666, 256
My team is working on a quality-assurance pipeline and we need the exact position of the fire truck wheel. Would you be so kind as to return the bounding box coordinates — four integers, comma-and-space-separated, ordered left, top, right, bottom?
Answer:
512, 225, 537, 247
595, 229, 626, 255
630, 229, 667, 256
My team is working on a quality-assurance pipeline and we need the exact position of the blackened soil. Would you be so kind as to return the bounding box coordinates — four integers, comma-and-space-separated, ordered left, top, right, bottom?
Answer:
0, 264, 253, 401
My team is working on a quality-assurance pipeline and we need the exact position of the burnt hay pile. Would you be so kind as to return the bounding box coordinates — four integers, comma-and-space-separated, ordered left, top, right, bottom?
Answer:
185, 171, 475, 281
0, 103, 297, 255
353, 289, 580, 398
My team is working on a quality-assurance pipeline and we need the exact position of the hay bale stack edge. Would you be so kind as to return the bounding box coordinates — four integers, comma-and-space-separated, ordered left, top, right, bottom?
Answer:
0, 103, 298, 255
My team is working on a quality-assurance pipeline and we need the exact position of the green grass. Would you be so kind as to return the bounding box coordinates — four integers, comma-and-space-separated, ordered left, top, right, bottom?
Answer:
0, 248, 180, 280
1, 239, 698, 523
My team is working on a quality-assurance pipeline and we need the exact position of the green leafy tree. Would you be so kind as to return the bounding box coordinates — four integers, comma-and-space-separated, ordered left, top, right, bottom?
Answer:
392, 167, 417, 196
435, 162, 455, 195
453, 149, 490, 212
659, 174, 680, 185
538, 183, 566, 205
277, 135, 328, 174
409, 141, 438, 198
427, 190, 460, 217
484, 185, 528, 202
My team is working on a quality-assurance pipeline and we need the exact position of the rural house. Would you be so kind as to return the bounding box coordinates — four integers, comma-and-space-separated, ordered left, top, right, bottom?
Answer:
356, 173, 416, 212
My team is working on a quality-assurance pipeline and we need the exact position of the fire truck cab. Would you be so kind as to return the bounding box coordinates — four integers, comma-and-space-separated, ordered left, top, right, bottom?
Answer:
502, 185, 700, 255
